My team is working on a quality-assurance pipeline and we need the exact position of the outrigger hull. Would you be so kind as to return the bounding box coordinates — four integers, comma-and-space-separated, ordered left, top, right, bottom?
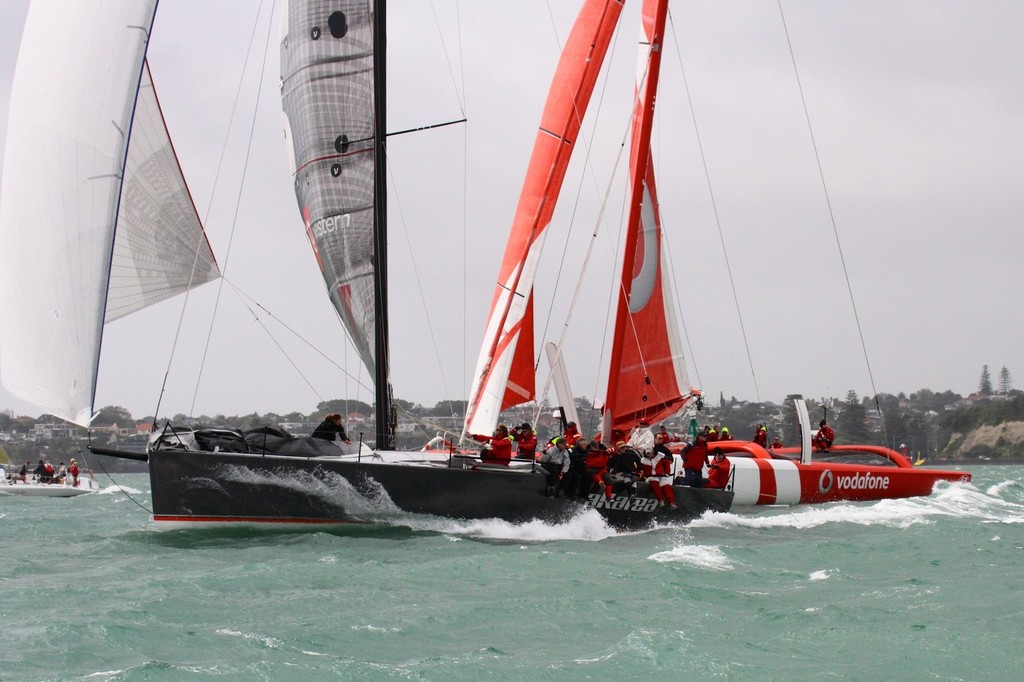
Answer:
146, 449, 732, 530
697, 442, 970, 506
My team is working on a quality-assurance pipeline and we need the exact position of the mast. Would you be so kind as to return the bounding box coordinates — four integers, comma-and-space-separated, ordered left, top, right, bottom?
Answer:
372, 0, 394, 449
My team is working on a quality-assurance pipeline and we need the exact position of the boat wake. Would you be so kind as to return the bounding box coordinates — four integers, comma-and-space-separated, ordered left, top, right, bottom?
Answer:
688, 481, 1024, 531
396, 507, 620, 543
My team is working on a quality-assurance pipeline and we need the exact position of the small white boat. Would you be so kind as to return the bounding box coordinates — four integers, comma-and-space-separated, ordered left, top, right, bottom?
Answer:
0, 465, 101, 497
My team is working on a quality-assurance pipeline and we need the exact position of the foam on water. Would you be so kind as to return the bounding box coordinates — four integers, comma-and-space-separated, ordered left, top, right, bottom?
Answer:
400, 506, 620, 542
96, 483, 144, 495
648, 543, 733, 570
688, 480, 1024, 531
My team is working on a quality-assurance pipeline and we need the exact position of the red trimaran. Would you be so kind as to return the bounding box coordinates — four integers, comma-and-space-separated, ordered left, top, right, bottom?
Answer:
464, 0, 969, 507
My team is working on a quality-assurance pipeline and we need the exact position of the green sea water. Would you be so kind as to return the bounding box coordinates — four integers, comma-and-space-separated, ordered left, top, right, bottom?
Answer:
2, 465, 1022, 681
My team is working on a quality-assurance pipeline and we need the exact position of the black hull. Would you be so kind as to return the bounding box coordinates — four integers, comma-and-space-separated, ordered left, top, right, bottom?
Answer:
148, 450, 732, 530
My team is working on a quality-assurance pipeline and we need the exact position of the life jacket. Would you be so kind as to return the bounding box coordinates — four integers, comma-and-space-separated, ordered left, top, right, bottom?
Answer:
44, 463, 54, 474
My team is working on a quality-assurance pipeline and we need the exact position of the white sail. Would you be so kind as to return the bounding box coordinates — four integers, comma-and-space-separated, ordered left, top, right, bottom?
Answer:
0, 0, 218, 426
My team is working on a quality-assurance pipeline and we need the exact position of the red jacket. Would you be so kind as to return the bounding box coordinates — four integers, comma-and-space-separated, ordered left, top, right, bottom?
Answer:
753, 430, 767, 447
682, 440, 708, 471
707, 456, 731, 488
471, 433, 513, 465
514, 430, 538, 458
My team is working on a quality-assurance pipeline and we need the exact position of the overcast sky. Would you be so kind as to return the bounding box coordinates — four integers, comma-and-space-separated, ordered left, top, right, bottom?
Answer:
1, 0, 1021, 422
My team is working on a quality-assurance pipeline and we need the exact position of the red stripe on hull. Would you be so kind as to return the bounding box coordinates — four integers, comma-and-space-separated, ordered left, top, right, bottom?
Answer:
752, 458, 778, 505
152, 515, 367, 526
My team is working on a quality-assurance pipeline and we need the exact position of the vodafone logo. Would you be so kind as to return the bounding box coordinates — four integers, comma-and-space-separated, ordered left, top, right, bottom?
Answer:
819, 469, 891, 494
837, 472, 890, 491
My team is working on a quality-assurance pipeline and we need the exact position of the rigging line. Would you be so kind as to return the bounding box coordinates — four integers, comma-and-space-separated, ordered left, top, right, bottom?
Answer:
150, 0, 270, 425
384, 153, 457, 421
78, 441, 153, 515
456, 1, 468, 407
666, 7, 761, 404
189, 2, 277, 418
220, 277, 375, 396
775, 1, 881, 411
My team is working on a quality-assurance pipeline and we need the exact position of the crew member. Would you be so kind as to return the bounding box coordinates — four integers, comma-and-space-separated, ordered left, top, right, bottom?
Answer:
813, 419, 835, 452
311, 413, 351, 444
627, 419, 655, 456
470, 424, 514, 466
771, 435, 784, 449
538, 437, 570, 496
604, 441, 641, 498
513, 422, 538, 459
584, 441, 613, 500
752, 425, 768, 447
564, 421, 582, 446
68, 458, 81, 487
719, 427, 732, 441
706, 448, 731, 489
681, 433, 709, 487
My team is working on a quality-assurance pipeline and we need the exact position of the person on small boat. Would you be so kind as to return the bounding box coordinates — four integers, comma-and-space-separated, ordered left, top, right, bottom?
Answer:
706, 448, 731, 489
538, 437, 570, 496
19, 461, 28, 482
753, 424, 768, 447
626, 419, 655, 456
55, 462, 67, 484
311, 413, 351, 444
513, 422, 538, 459
68, 458, 80, 487
681, 433, 709, 487
604, 441, 641, 498
33, 459, 53, 483
470, 424, 514, 466
813, 419, 835, 452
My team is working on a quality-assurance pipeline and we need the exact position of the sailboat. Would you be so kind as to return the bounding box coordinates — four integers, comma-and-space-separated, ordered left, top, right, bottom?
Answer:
0, 0, 731, 529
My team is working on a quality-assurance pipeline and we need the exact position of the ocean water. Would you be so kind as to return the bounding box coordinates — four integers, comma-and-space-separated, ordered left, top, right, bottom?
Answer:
2, 465, 1023, 681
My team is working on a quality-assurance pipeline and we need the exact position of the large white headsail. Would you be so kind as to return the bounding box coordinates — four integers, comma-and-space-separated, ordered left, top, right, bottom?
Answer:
0, 1, 218, 426
107, 62, 220, 322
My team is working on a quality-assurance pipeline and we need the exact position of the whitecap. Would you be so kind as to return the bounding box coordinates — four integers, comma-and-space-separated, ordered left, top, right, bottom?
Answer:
648, 543, 733, 570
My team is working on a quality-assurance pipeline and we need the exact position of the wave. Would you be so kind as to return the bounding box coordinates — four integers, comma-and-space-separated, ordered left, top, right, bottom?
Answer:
688, 480, 1024, 531
648, 543, 733, 570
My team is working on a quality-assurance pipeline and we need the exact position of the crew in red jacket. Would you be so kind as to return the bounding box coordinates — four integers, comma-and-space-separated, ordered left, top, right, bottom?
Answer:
564, 421, 582, 446
68, 458, 81, 487
706, 448, 731, 489
813, 419, 835, 452
513, 423, 538, 459
584, 443, 612, 500
682, 433, 709, 487
753, 424, 768, 447
470, 424, 514, 466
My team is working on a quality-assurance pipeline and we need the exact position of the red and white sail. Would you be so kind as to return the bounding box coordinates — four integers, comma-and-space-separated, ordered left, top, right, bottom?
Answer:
603, 0, 692, 439
464, 0, 625, 436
